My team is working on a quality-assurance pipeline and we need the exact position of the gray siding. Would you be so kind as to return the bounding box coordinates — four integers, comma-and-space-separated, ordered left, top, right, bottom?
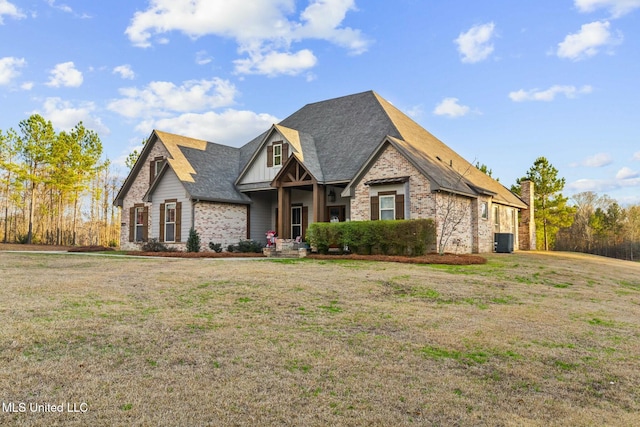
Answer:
151, 169, 191, 243
248, 191, 277, 244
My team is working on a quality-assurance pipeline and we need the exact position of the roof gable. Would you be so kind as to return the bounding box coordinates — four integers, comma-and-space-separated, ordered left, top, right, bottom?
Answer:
154, 130, 207, 183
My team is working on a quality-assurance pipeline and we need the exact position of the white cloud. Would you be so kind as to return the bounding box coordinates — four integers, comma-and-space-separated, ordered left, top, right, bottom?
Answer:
433, 97, 470, 118
20, 81, 34, 90
46, 62, 83, 87
139, 109, 279, 147
0, 56, 26, 85
124, 0, 369, 76
195, 50, 212, 65
234, 49, 317, 76
633, 151, 640, 161
113, 65, 135, 80
616, 166, 639, 179
0, 0, 25, 24
108, 78, 237, 119
454, 22, 496, 63
509, 85, 593, 102
35, 97, 109, 135
583, 152, 613, 167
575, 0, 640, 18
557, 21, 622, 61
45, 0, 72, 13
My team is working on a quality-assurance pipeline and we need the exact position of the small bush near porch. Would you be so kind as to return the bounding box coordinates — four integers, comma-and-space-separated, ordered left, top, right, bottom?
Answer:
307, 219, 436, 256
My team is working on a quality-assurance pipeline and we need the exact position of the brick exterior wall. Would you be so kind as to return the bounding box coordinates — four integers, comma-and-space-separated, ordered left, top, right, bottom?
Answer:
120, 142, 169, 251
518, 180, 536, 250
349, 144, 523, 254
194, 202, 248, 251
351, 145, 435, 221
434, 192, 473, 254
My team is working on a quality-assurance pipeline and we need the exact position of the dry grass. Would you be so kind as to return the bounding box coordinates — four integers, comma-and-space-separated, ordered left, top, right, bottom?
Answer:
1, 251, 639, 426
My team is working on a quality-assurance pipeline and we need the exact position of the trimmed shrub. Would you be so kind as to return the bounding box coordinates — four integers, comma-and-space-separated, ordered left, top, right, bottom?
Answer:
141, 238, 177, 252
208, 242, 223, 253
307, 219, 436, 256
186, 227, 201, 252
227, 239, 263, 253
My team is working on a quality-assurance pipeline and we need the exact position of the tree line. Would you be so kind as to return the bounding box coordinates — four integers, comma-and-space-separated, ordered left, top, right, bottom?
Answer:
495, 156, 640, 261
0, 114, 121, 246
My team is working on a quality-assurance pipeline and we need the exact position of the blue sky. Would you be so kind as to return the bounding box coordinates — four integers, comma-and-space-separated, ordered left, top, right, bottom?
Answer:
1, 0, 639, 204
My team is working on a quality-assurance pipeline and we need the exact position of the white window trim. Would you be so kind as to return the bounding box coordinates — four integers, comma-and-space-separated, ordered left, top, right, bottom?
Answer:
154, 159, 164, 176
481, 202, 488, 220
273, 143, 282, 167
493, 205, 500, 232
165, 202, 176, 243
379, 194, 395, 220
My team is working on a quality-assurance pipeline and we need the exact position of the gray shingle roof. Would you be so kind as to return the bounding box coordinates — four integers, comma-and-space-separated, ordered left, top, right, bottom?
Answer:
278, 91, 401, 182
118, 91, 526, 209
154, 131, 250, 204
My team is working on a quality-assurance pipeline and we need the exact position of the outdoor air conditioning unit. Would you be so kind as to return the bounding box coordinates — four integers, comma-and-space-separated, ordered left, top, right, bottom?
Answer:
494, 233, 514, 253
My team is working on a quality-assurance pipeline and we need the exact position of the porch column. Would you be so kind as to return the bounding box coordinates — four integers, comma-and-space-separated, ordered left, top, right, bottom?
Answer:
313, 183, 326, 223
277, 186, 291, 238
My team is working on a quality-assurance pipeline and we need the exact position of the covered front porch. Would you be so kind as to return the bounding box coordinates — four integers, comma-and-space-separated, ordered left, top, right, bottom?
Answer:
273, 157, 348, 240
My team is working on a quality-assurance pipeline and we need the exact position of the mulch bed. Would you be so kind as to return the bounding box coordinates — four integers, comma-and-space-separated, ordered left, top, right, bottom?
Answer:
1, 243, 486, 265
0, 243, 72, 251
307, 253, 487, 265
127, 251, 265, 258
68, 246, 115, 252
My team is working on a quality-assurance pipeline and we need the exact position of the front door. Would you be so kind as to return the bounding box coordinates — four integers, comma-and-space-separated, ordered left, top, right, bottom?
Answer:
292, 206, 302, 240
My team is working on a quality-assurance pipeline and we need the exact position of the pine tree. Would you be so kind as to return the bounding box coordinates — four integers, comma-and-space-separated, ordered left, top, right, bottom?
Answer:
186, 227, 201, 252
514, 157, 575, 250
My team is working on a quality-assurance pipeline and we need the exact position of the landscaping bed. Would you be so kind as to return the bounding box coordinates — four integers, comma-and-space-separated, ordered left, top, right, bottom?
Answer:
127, 251, 265, 258
308, 252, 487, 265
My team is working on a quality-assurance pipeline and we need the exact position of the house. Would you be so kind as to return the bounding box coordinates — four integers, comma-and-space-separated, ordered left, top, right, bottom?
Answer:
114, 91, 535, 253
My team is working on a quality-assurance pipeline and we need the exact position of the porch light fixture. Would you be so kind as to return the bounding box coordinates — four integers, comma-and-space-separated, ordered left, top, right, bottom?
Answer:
328, 189, 336, 202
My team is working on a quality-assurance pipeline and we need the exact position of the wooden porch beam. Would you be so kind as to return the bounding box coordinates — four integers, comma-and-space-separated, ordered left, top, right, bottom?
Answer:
313, 183, 326, 223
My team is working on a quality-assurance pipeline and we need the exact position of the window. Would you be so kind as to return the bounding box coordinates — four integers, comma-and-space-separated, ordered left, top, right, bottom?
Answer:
379, 195, 395, 220
165, 202, 176, 242
273, 143, 282, 166
481, 202, 488, 220
149, 156, 165, 184
370, 192, 404, 221
135, 207, 145, 242
493, 205, 500, 232
129, 204, 147, 242
154, 159, 164, 176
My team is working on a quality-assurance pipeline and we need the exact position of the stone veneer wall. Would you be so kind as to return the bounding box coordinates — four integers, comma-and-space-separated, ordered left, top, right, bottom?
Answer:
194, 202, 248, 251
120, 142, 170, 251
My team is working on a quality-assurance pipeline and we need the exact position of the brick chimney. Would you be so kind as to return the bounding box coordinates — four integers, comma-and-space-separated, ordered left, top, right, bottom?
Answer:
518, 180, 536, 250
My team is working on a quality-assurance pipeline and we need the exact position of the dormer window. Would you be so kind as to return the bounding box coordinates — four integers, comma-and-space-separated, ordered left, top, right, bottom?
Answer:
273, 143, 282, 166
149, 156, 165, 185
267, 142, 288, 167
